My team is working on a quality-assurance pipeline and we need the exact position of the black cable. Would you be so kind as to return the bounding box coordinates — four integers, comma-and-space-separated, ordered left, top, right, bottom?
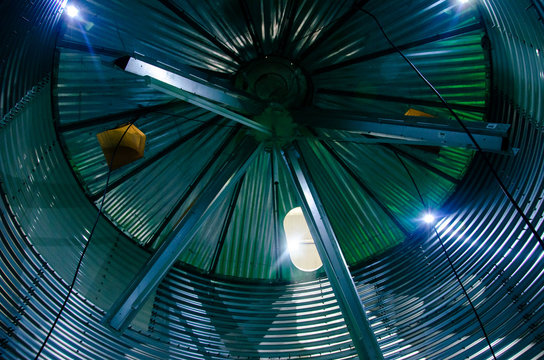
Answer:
34, 121, 137, 360
357, 8, 499, 357
358, 7, 544, 251
395, 151, 498, 360
393, 152, 425, 205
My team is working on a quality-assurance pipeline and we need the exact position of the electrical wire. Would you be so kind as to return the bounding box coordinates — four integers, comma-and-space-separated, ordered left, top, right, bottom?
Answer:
356, 6, 502, 359
31, 7, 533, 360
34, 121, 137, 360
357, 7, 544, 250
394, 151, 498, 360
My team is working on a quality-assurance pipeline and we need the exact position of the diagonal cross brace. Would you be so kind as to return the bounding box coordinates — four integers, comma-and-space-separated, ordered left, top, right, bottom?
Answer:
115, 56, 271, 135
294, 108, 510, 152
282, 142, 384, 360
106, 137, 261, 331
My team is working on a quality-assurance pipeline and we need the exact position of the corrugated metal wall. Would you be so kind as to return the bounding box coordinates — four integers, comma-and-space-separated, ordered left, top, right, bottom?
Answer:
54, 0, 486, 280
1, 0, 544, 359
481, 0, 544, 125
0, 0, 65, 119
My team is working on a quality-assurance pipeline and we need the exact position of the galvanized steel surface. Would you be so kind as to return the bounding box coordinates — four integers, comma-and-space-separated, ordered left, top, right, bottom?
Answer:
0, 83, 151, 316
1, 0, 544, 359
55, 0, 486, 280
480, 0, 544, 125
0, 0, 65, 118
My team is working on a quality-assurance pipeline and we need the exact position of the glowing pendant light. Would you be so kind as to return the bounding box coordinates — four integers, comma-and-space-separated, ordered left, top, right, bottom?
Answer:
283, 207, 322, 272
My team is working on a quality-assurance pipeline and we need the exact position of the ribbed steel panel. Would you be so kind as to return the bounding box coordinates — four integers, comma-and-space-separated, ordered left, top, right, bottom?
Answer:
60, 103, 217, 195
100, 123, 233, 245
152, 268, 357, 359
0, 84, 151, 315
60, 0, 237, 73
1, 0, 544, 359
301, 140, 405, 262
210, 150, 277, 279
56, 50, 174, 125
0, 0, 65, 118
480, 0, 544, 126
55, 0, 488, 281
313, 31, 488, 120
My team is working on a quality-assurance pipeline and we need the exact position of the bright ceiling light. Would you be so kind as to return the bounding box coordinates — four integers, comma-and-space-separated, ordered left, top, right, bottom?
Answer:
459, 0, 470, 3
423, 213, 436, 224
287, 237, 300, 253
66, 5, 79, 18
283, 207, 322, 272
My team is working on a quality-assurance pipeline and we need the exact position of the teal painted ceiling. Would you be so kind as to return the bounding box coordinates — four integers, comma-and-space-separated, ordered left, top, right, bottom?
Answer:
55, 0, 488, 281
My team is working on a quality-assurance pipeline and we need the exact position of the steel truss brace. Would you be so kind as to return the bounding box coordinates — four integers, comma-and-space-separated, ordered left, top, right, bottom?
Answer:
294, 108, 510, 153
282, 142, 384, 360
115, 56, 270, 135
106, 137, 261, 331
116, 56, 510, 152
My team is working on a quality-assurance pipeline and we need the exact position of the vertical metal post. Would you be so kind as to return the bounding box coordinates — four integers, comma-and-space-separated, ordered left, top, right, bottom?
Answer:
282, 141, 384, 360
107, 137, 261, 331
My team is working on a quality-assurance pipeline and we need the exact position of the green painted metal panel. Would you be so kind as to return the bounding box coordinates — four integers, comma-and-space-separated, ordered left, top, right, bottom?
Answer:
55, 0, 488, 281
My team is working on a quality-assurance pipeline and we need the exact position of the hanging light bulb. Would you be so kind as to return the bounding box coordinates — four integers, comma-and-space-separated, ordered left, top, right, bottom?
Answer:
65, 5, 79, 18
283, 207, 322, 272
423, 213, 436, 224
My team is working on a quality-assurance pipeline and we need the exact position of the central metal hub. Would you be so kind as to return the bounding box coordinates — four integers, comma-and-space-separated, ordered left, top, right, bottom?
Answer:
235, 56, 309, 109
251, 104, 297, 147
235, 57, 310, 147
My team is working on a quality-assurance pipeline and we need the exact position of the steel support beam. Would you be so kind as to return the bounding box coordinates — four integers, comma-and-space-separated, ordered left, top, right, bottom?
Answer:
116, 56, 264, 115
295, 108, 510, 152
147, 127, 239, 249
115, 56, 271, 135
146, 76, 271, 135
282, 142, 384, 360
106, 137, 261, 331
271, 147, 282, 280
